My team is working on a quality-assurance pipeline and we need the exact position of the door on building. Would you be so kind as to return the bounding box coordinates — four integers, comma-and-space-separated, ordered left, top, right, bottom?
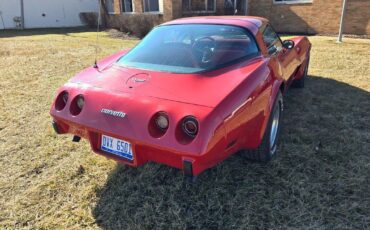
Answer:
225, 0, 248, 15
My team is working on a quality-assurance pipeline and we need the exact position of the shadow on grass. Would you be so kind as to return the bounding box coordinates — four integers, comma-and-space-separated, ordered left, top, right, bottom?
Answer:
93, 76, 370, 229
0, 27, 95, 38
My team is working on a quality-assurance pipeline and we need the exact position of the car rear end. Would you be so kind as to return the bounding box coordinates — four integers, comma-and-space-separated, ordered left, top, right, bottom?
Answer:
50, 82, 227, 176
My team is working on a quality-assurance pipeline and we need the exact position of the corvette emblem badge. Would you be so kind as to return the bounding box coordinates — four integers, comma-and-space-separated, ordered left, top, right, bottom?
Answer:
101, 109, 126, 118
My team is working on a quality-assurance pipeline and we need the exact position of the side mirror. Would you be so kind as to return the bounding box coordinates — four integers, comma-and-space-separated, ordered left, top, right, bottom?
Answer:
283, 40, 295, 49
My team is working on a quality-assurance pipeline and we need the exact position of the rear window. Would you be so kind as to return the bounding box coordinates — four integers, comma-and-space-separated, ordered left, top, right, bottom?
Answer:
116, 24, 259, 73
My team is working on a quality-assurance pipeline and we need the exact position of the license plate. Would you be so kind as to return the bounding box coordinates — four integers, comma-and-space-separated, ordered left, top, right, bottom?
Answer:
101, 135, 133, 161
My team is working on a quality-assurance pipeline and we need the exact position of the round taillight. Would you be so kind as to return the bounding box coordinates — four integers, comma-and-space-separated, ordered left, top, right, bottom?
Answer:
55, 91, 68, 111
70, 95, 84, 116
155, 113, 169, 130
62, 92, 69, 104
149, 112, 169, 138
77, 96, 84, 109
182, 116, 199, 138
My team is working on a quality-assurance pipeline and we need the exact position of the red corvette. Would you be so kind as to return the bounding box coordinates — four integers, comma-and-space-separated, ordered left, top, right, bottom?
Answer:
50, 16, 311, 177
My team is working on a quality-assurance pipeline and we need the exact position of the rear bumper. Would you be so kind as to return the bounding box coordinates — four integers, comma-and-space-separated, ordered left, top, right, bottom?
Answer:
52, 118, 226, 176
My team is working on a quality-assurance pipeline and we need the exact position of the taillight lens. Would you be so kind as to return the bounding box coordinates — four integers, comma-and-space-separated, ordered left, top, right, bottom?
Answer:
155, 113, 169, 130
76, 96, 84, 109
182, 116, 199, 138
55, 91, 68, 111
149, 112, 169, 138
62, 92, 68, 104
70, 95, 84, 116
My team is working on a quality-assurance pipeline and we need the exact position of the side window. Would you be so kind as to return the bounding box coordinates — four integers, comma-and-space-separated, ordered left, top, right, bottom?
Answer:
263, 25, 283, 55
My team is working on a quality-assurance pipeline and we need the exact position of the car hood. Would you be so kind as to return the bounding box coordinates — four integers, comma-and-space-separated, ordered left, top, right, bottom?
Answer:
68, 50, 265, 108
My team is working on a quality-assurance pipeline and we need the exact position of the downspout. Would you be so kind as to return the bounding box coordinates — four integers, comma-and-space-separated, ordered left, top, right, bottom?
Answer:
20, 0, 24, 29
0, 11, 5, 29
337, 0, 347, 42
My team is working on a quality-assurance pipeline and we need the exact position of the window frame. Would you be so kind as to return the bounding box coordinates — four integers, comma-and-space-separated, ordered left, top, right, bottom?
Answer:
262, 24, 284, 55
273, 0, 313, 4
121, 0, 134, 13
183, 0, 217, 13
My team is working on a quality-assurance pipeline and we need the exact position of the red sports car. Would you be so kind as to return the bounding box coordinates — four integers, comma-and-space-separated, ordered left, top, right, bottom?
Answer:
50, 16, 311, 177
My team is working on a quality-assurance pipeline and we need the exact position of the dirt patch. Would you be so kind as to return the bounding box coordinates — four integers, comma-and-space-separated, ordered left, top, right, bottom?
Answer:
106, 29, 139, 40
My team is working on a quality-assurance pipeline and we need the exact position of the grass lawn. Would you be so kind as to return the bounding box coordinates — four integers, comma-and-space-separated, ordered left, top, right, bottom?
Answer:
0, 29, 369, 229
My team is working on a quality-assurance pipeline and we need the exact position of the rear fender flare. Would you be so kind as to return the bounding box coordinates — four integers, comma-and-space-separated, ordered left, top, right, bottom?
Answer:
258, 80, 284, 144
294, 54, 310, 80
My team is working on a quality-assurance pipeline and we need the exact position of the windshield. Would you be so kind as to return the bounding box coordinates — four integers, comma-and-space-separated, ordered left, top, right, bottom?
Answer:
116, 24, 259, 73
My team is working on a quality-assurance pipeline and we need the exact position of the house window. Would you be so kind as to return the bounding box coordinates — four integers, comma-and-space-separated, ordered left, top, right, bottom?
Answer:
224, 0, 247, 15
273, 0, 313, 4
121, 0, 133, 12
183, 0, 216, 12
106, 0, 115, 14
143, 0, 161, 12
207, 0, 216, 11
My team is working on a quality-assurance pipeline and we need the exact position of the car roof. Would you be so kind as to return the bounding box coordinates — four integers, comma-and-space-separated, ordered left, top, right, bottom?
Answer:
162, 16, 268, 34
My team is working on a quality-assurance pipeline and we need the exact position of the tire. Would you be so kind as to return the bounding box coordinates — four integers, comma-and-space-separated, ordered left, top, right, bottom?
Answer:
292, 56, 310, 88
241, 91, 283, 162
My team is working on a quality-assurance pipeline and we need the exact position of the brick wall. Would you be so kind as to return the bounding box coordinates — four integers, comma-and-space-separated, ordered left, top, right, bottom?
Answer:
345, 0, 370, 35
106, 13, 163, 37
106, 0, 370, 36
172, 0, 183, 19
133, 0, 143, 13
163, 0, 174, 21
248, 0, 370, 35
113, 0, 121, 13
105, 0, 164, 37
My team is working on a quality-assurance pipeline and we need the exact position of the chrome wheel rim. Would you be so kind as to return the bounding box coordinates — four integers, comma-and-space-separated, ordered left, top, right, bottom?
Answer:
270, 103, 280, 154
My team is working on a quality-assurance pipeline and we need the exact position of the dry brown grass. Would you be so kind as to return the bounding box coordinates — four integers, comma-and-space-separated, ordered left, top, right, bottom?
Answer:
0, 29, 369, 229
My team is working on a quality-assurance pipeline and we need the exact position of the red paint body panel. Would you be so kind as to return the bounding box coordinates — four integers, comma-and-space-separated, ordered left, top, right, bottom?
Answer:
50, 16, 311, 176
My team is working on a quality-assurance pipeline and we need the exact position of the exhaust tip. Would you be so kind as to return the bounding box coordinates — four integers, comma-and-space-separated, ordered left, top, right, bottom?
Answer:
183, 160, 193, 177
72, 135, 81, 142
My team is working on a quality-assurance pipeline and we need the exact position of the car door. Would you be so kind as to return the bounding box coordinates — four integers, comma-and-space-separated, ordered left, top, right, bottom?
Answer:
262, 25, 297, 81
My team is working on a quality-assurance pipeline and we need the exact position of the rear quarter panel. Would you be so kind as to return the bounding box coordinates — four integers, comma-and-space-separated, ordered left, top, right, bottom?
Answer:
213, 57, 274, 151
290, 36, 312, 80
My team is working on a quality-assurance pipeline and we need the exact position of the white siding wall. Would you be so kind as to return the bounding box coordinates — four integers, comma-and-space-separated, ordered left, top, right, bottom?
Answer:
0, 0, 98, 29
0, 1, 21, 29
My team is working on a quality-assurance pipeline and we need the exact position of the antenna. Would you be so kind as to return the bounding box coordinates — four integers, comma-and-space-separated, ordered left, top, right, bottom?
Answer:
94, 0, 102, 69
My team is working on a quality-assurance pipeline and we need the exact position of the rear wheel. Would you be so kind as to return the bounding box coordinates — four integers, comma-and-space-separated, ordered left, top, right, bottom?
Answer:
292, 56, 310, 88
241, 92, 283, 162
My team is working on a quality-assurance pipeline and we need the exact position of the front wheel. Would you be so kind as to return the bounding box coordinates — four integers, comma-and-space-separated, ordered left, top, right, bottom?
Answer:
241, 91, 283, 162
